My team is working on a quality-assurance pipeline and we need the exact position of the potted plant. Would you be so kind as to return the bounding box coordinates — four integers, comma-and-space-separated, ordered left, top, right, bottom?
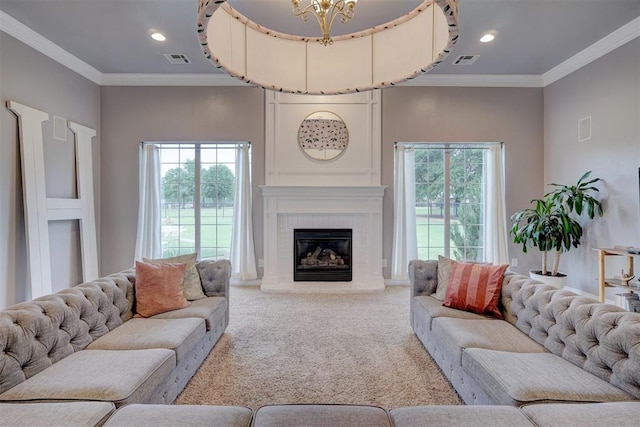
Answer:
510, 171, 603, 287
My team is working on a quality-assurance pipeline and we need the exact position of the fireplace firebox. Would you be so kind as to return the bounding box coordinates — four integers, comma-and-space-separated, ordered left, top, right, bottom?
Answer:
294, 229, 352, 282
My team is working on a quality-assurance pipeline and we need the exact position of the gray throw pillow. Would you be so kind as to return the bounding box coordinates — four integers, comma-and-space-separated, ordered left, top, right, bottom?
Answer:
434, 255, 452, 301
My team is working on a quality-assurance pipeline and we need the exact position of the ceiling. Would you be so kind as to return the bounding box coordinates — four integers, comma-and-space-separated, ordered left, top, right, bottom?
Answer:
1, 0, 639, 80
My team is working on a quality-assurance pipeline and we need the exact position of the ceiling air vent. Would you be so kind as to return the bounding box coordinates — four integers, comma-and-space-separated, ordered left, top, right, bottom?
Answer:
452, 55, 480, 65
163, 53, 190, 64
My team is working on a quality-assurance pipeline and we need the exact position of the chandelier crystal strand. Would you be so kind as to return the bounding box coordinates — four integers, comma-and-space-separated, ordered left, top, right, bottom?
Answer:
292, 0, 358, 46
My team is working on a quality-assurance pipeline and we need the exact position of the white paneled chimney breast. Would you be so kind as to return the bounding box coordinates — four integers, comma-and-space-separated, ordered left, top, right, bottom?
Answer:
261, 91, 385, 293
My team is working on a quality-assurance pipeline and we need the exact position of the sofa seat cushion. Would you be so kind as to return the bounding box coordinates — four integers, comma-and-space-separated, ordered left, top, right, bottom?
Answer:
150, 296, 225, 331
0, 401, 115, 427
413, 295, 491, 330
390, 405, 535, 427
432, 317, 547, 365
0, 349, 175, 406
104, 404, 253, 427
521, 401, 640, 427
87, 318, 205, 363
253, 404, 391, 427
462, 348, 633, 405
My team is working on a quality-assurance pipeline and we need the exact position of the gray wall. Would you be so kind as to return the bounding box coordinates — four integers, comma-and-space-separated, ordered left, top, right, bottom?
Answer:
0, 32, 101, 309
3, 30, 637, 307
543, 38, 640, 296
99, 86, 265, 275
381, 87, 545, 277
99, 85, 545, 281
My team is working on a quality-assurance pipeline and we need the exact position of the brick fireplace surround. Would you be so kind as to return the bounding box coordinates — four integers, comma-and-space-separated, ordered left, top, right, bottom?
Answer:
261, 91, 383, 292
260, 186, 385, 293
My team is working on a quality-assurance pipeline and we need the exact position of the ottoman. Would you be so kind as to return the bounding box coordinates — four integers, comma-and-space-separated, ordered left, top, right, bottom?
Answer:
252, 404, 391, 427
104, 404, 253, 427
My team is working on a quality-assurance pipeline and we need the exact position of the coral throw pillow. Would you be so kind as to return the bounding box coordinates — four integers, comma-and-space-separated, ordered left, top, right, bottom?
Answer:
144, 253, 206, 301
134, 261, 190, 318
443, 261, 509, 319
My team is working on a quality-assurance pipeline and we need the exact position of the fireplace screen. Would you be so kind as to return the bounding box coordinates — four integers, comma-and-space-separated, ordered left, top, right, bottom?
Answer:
294, 229, 352, 282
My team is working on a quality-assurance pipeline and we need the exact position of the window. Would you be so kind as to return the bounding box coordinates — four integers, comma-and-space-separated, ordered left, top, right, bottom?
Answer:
156, 142, 243, 259
414, 144, 488, 261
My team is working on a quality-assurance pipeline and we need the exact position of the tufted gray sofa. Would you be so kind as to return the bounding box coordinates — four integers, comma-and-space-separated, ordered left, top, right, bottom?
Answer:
0, 259, 231, 422
5, 257, 640, 426
99, 402, 640, 427
409, 259, 640, 407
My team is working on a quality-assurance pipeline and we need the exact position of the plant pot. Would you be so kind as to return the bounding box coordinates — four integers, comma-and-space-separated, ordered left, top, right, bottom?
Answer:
529, 270, 567, 289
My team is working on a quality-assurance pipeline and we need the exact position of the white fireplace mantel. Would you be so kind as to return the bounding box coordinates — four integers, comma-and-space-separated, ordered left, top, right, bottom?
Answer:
261, 185, 386, 293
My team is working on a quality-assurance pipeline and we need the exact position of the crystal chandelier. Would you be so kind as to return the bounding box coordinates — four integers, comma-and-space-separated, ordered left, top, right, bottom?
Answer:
292, 0, 358, 46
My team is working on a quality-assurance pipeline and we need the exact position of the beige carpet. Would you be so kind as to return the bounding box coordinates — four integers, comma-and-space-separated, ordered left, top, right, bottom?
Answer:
176, 286, 462, 410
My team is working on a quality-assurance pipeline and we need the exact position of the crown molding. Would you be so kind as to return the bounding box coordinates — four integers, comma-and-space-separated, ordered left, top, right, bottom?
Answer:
101, 73, 544, 88
0, 10, 102, 84
542, 16, 640, 86
99, 73, 247, 86
403, 74, 544, 87
2, 10, 638, 89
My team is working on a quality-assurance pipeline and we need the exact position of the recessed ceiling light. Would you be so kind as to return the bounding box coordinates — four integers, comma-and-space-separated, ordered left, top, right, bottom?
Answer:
151, 32, 166, 42
480, 33, 495, 43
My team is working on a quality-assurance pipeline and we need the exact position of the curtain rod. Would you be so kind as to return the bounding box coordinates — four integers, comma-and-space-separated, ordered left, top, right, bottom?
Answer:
140, 141, 251, 147
394, 142, 503, 149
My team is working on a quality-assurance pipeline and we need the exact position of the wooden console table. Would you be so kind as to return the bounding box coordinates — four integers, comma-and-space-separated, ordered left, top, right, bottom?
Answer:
594, 248, 638, 302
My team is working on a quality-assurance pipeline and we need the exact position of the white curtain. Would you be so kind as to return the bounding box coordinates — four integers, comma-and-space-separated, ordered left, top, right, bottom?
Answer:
134, 143, 162, 262
230, 144, 258, 280
484, 144, 509, 265
391, 145, 417, 281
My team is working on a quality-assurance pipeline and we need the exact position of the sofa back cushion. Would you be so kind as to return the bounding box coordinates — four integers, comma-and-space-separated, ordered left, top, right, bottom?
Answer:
76, 272, 135, 324
501, 272, 640, 398
408, 260, 438, 296
0, 273, 133, 394
196, 259, 231, 297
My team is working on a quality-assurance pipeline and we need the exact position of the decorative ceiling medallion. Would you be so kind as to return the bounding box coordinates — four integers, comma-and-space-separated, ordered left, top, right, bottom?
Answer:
197, 0, 459, 95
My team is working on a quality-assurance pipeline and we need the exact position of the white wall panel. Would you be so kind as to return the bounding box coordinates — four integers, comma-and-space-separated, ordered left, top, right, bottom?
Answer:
265, 91, 381, 186
208, 10, 246, 75
246, 28, 306, 90
433, 2, 450, 58
208, 11, 232, 70
373, 7, 434, 83
307, 37, 373, 93
199, 1, 458, 94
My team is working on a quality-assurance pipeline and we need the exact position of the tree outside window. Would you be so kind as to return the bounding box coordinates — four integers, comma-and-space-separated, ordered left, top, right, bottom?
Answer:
414, 146, 485, 261
158, 144, 238, 259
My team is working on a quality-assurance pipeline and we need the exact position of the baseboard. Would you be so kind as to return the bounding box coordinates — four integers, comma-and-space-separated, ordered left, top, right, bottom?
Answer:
230, 279, 262, 287
385, 279, 410, 286
563, 286, 615, 305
